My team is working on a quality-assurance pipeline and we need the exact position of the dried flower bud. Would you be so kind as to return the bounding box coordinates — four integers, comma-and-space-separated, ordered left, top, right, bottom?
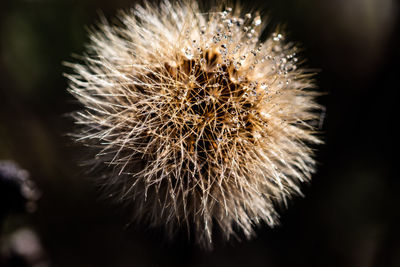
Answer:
65, 1, 323, 248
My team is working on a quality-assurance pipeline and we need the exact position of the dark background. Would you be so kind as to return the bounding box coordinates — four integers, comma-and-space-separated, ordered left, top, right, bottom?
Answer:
0, 0, 399, 266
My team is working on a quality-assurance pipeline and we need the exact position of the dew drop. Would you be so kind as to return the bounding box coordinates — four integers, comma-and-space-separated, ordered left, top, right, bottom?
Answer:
184, 47, 193, 59
260, 83, 268, 91
234, 62, 242, 70
223, 18, 232, 25
220, 11, 228, 18
213, 35, 221, 43
253, 16, 262, 26
273, 33, 283, 42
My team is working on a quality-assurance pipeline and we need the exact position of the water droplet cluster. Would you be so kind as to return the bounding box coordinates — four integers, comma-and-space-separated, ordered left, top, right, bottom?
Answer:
166, 7, 302, 150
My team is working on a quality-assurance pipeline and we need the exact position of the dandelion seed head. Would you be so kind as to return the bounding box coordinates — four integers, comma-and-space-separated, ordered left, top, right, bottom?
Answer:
66, 0, 323, 248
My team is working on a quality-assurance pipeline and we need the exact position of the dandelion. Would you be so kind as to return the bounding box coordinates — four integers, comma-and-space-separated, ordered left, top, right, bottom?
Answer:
65, 0, 322, 248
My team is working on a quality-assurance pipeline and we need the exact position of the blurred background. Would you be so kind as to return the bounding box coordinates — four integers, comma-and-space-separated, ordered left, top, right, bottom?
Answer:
0, 0, 399, 266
